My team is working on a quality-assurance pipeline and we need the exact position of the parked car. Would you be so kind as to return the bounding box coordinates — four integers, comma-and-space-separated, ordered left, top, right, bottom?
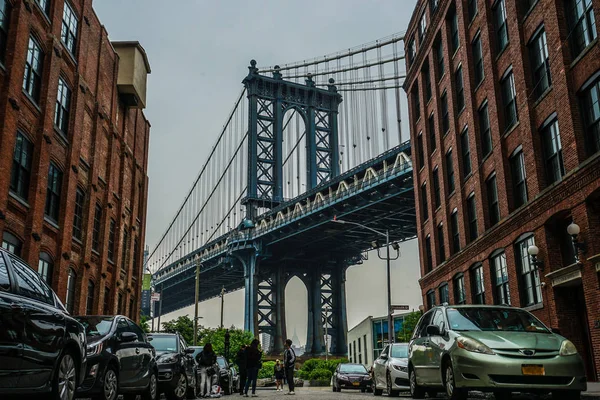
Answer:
188, 345, 203, 360
372, 342, 409, 396
230, 364, 239, 393
149, 333, 197, 400
331, 363, 372, 392
0, 248, 87, 400
75, 315, 157, 400
408, 305, 587, 400
216, 356, 235, 395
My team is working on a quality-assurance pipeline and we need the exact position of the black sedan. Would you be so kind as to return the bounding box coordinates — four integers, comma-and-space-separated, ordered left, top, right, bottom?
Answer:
0, 248, 87, 400
75, 315, 158, 400
332, 363, 372, 393
149, 333, 197, 400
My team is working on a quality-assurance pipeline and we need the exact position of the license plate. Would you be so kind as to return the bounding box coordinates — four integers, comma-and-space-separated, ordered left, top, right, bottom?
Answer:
522, 365, 545, 376
352, 382, 360, 386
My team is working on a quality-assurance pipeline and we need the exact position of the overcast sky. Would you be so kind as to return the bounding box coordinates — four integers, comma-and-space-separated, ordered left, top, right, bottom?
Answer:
94, 0, 420, 343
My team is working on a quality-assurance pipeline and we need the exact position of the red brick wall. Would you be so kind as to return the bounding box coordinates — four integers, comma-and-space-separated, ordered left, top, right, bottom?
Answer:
0, 0, 150, 322
404, 0, 600, 380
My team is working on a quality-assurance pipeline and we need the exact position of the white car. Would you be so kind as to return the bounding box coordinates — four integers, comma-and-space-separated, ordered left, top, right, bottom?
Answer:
372, 343, 410, 397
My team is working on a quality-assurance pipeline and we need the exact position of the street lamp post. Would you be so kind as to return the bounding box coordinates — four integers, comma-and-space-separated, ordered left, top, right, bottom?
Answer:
220, 286, 226, 329
332, 218, 399, 345
194, 260, 201, 346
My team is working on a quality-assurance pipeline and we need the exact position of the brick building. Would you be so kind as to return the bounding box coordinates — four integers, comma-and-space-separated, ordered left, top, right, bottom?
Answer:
404, 0, 600, 380
0, 0, 150, 321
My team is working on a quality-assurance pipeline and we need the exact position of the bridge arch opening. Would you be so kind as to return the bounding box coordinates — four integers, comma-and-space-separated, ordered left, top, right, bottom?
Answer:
281, 107, 308, 200
285, 275, 308, 354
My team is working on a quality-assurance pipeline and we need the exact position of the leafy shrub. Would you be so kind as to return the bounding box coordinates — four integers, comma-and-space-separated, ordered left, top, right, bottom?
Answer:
297, 358, 348, 379
258, 361, 276, 380
309, 368, 332, 381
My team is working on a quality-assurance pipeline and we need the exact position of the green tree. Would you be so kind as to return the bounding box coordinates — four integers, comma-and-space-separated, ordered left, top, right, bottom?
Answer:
198, 326, 255, 364
140, 314, 151, 333
162, 315, 196, 345
396, 311, 422, 342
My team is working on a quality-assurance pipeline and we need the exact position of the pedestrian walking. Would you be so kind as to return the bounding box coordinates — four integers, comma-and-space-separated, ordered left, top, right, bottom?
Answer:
283, 339, 296, 395
236, 344, 248, 396
274, 360, 285, 391
244, 339, 262, 397
196, 342, 218, 398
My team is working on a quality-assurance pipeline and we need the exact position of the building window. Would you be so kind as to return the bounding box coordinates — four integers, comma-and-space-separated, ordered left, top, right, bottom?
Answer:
540, 118, 564, 185
421, 182, 429, 222
66, 268, 77, 313
437, 223, 446, 264
363, 335, 368, 365
133, 238, 140, 277
10, 132, 33, 201
470, 263, 485, 304
424, 65, 432, 102
61, 1, 78, 55
108, 219, 116, 262
435, 35, 444, 79
446, 150, 455, 193
73, 188, 85, 241
478, 102, 492, 158
581, 75, 600, 155
441, 91, 449, 134
472, 33, 484, 87
1, 232, 22, 256
23, 36, 44, 103
38, 252, 53, 286
468, 0, 478, 21
493, 0, 509, 53
510, 149, 528, 209
425, 235, 433, 273
121, 228, 129, 271
433, 167, 441, 209
45, 163, 62, 222
501, 70, 518, 131
54, 78, 71, 134
455, 66, 465, 112
103, 287, 110, 314
413, 83, 421, 121
86, 280, 95, 315
92, 204, 102, 252
450, 209, 460, 254
439, 282, 449, 304
522, 0, 538, 16
417, 132, 425, 169
407, 38, 416, 66
491, 251, 511, 305
449, 6, 460, 54
36, 0, 51, 15
419, 12, 427, 41
454, 274, 466, 304
427, 289, 436, 309
461, 128, 472, 177
566, 0, 597, 59
430, 0, 439, 13
466, 193, 478, 242
487, 174, 500, 226
117, 292, 123, 315
529, 28, 551, 100
428, 113, 436, 153
515, 235, 542, 306
0, 0, 10, 63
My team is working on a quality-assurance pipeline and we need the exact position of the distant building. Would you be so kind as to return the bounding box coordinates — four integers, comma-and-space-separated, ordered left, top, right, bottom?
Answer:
347, 312, 415, 367
0, 0, 151, 320
290, 328, 305, 357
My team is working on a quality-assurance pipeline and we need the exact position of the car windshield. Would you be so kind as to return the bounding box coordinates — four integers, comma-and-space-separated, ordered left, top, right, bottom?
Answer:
339, 364, 368, 374
390, 344, 408, 358
151, 335, 178, 352
217, 358, 227, 368
75, 316, 114, 337
446, 308, 549, 333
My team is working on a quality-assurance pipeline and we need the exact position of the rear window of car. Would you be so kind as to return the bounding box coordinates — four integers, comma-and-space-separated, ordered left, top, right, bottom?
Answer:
76, 316, 114, 338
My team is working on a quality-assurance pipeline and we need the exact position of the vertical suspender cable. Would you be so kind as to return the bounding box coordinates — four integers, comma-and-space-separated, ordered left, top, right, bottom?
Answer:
393, 40, 403, 144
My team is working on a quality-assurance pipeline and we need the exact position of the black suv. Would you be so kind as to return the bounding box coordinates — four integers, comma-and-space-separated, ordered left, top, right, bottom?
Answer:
0, 248, 87, 400
75, 315, 158, 400
149, 332, 197, 400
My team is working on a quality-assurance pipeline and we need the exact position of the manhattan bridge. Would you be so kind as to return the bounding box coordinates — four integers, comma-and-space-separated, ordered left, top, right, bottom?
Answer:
148, 32, 417, 356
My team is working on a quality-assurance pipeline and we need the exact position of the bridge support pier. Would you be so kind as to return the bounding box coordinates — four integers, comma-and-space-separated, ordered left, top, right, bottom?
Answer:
243, 253, 259, 336
329, 264, 348, 356
257, 269, 287, 354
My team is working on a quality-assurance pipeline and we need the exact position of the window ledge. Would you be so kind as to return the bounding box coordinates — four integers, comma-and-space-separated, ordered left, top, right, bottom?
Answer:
8, 191, 30, 209
92, 249, 101, 257
502, 121, 521, 139
522, 0, 540, 22
451, 46, 461, 60
430, 148, 438, 157
44, 216, 60, 231
0, 61, 6, 73
448, 190, 456, 199
33, 2, 52, 25
21, 90, 42, 114
457, 107, 466, 117
54, 125, 69, 147
532, 86, 553, 108
437, 72, 447, 85
426, 97, 433, 107
473, 78, 485, 93
570, 38, 598, 70
495, 43, 510, 62
72, 237, 83, 246
467, 13, 479, 29
523, 303, 544, 312
463, 172, 473, 182
60, 43, 79, 67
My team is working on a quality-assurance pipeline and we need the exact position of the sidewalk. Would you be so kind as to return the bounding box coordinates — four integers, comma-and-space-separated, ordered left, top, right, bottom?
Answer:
585, 382, 600, 397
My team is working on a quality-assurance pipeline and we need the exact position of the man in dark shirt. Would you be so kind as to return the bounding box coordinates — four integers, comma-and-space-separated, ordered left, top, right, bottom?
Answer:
235, 345, 247, 395
283, 339, 296, 395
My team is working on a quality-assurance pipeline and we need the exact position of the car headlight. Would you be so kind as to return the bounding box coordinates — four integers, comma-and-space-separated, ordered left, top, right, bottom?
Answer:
559, 340, 578, 356
457, 337, 495, 355
392, 364, 408, 373
86, 341, 104, 357
159, 355, 178, 364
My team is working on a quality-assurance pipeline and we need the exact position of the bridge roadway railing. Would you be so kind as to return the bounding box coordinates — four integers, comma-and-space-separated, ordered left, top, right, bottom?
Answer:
153, 141, 412, 286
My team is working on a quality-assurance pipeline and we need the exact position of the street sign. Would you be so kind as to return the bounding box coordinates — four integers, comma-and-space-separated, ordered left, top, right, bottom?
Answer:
391, 305, 410, 311
151, 292, 161, 302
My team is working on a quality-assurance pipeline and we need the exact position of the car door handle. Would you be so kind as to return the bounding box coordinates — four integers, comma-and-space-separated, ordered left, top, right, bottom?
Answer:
136, 348, 140, 354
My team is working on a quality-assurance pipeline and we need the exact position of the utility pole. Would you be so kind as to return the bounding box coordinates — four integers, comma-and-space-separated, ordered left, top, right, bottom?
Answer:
386, 229, 393, 346
194, 260, 201, 346
220, 286, 226, 329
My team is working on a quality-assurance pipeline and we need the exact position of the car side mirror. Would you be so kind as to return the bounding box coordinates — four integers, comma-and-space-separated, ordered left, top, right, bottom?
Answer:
380, 354, 388, 360
426, 324, 441, 337
120, 332, 138, 343
551, 328, 561, 335
146, 336, 153, 341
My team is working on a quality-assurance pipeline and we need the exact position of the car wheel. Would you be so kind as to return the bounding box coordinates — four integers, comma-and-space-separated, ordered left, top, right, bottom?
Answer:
166, 372, 187, 400
97, 366, 118, 400
444, 362, 467, 400
186, 373, 199, 399
387, 372, 400, 397
54, 352, 77, 400
552, 390, 581, 400
494, 391, 512, 400
141, 370, 158, 400
409, 368, 425, 399
332, 384, 337, 392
